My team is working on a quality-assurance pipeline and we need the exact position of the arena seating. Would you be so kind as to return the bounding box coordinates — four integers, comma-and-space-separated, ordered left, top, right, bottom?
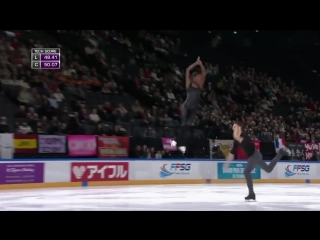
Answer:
0, 30, 319, 159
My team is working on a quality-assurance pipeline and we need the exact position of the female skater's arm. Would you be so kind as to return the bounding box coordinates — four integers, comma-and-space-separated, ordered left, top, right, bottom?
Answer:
198, 60, 206, 88
185, 60, 199, 88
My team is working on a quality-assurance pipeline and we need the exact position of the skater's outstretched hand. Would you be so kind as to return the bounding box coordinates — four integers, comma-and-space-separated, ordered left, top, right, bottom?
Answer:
196, 56, 202, 65
223, 161, 230, 169
224, 153, 235, 169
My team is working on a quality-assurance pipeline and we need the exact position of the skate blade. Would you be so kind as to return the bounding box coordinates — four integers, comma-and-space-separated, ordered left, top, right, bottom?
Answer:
245, 199, 257, 202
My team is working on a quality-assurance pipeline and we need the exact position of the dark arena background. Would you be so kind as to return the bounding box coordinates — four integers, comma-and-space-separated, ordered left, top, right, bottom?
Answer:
0, 30, 320, 210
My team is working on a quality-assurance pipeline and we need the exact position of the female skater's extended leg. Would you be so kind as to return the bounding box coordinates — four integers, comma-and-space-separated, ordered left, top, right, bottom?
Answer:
173, 104, 198, 154
172, 104, 189, 153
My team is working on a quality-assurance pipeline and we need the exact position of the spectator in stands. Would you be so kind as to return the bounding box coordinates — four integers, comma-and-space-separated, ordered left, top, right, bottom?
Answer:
41, 116, 48, 127
155, 151, 162, 158
97, 105, 107, 121
48, 121, 60, 134
167, 90, 175, 100
18, 88, 33, 104
28, 107, 38, 119
80, 109, 89, 121
27, 113, 37, 129
116, 104, 127, 115
118, 112, 130, 122
101, 83, 111, 94
59, 123, 67, 134
14, 106, 27, 118
114, 124, 127, 136
142, 145, 148, 157
162, 149, 170, 158
149, 147, 156, 158
48, 93, 58, 109
103, 102, 114, 114
143, 126, 157, 137
18, 121, 32, 134
160, 114, 172, 125
134, 145, 143, 158
59, 106, 70, 123
89, 109, 100, 123
0, 117, 9, 133
53, 89, 64, 103
107, 79, 117, 92
38, 95, 51, 118
132, 101, 143, 114
312, 149, 320, 161
95, 123, 105, 135
35, 121, 45, 134
68, 112, 83, 134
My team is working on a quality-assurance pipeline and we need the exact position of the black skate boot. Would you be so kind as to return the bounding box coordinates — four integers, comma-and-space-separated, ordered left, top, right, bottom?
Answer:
245, 193, 256, 201
279, 147, 291, 156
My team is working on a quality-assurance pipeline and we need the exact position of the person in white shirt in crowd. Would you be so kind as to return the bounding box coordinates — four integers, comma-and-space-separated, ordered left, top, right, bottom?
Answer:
89, 109, 100, 123
62, 66, 76, 77
48, 93, 58, 109
18, 87, 33, 104
18, 122, 32, 134
107, 79, 117, 91
175, 67, 182, 78
150, 69, 159, 81
117, 104, 127, 115
167, 89, 175, 100
53, 89, 64, 103
155, 151, 162, 159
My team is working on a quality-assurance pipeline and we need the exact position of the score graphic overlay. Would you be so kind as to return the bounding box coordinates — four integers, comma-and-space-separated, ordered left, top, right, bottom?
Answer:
31, 48, 60, 69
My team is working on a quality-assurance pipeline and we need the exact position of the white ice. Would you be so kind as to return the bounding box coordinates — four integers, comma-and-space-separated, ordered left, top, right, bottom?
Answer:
0, 184, 319, 211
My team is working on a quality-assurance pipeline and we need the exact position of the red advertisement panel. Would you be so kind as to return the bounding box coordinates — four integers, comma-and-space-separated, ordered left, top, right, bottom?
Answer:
97, 136, 129, 158
237, 140, 260, 160
304, 142, 320, 160
71, 162, 128, 182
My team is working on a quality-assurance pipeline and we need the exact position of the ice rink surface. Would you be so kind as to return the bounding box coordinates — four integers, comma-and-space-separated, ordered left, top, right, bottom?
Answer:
0, 184, 319, 211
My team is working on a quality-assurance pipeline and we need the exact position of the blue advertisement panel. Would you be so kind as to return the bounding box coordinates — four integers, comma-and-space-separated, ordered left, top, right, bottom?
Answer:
217, 162, 261, 179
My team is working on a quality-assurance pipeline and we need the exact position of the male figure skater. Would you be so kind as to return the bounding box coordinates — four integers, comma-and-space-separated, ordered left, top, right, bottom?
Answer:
224, 121, 290, 201
171, 57, 206, 154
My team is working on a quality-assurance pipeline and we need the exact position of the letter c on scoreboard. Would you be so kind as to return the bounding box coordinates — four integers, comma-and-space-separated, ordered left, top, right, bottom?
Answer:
32, 61, 40, 69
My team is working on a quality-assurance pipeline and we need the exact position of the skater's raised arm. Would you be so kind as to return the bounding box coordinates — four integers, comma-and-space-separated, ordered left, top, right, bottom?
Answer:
197, 58, 206, 88
185, 59, 200, 88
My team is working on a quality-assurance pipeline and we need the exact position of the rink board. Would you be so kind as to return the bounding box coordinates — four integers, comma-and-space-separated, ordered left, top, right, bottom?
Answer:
0, 159, 318, 190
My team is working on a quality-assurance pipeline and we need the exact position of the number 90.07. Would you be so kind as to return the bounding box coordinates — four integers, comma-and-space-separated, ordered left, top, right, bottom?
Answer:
44, 62, 58, 67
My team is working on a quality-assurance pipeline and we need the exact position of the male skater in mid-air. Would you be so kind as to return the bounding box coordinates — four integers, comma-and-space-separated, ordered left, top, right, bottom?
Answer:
171, 57, 206, 154
224, 121, 290, 201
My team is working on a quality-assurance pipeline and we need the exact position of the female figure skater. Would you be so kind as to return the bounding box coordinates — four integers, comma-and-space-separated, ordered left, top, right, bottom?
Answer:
225, 122, 290, 201
171, 57, 206, 154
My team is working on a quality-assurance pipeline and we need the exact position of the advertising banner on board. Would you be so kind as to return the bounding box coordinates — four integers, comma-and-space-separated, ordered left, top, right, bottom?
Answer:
97, 136, 129, 158
71, 162, 129, 182
14, 134, 37, 154
0, 162, 44, 184
68, 135, 96, 156
217, 162, 261, 179
38, 135, 66, 153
